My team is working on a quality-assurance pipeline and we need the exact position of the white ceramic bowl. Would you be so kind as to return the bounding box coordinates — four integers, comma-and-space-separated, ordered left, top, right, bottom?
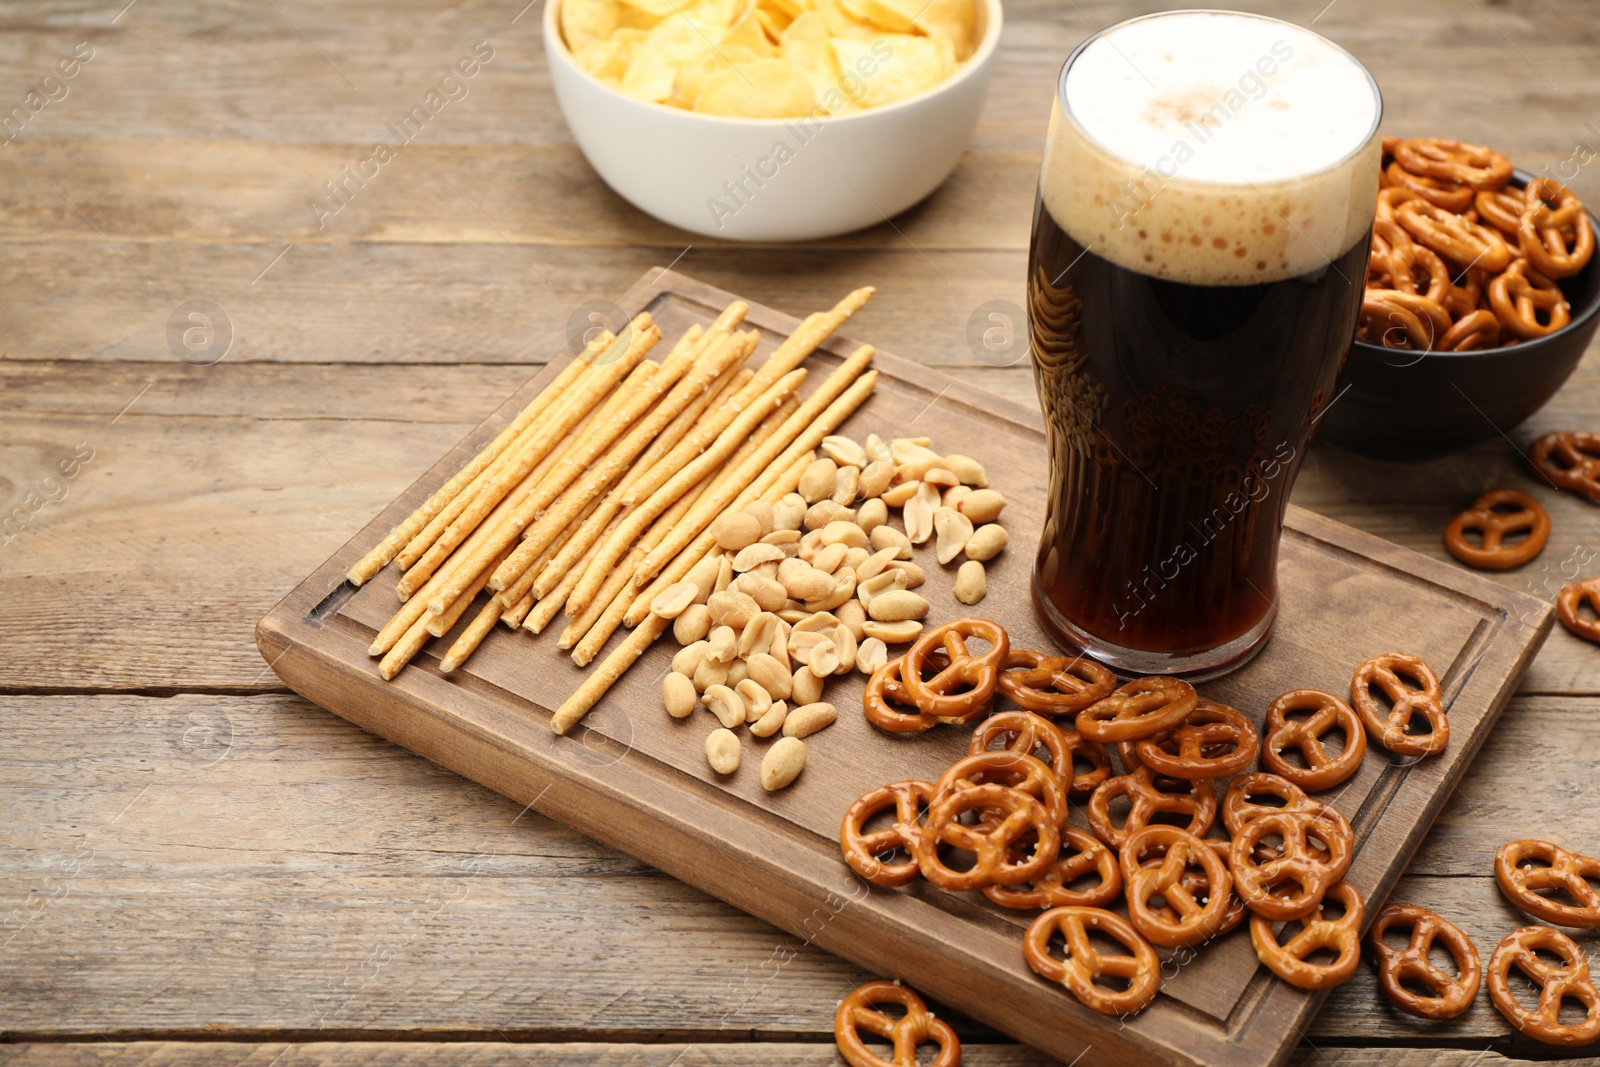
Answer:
544, 0, 1003, 241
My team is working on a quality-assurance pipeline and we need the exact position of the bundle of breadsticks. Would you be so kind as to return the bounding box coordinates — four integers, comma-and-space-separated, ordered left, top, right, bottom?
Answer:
346, 288, 879, 733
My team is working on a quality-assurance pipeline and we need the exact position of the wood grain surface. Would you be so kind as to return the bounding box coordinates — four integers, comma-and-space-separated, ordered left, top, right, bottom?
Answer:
3, 0, 1599, 1062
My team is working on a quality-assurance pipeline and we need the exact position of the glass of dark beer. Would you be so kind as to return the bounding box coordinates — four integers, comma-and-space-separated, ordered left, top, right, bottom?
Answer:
1028, 10, 1381, 679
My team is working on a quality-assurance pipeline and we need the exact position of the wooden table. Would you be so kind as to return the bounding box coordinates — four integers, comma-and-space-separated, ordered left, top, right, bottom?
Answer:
2, 1, 1596, 1064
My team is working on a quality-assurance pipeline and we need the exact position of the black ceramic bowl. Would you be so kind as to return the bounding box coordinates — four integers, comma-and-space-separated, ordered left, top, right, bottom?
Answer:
1320, 171, 1600, 462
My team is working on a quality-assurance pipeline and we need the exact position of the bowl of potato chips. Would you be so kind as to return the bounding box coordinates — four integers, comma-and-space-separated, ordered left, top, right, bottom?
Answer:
545, 0, 1001, 240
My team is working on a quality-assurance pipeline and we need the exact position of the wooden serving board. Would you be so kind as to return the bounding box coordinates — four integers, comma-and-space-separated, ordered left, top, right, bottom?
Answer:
258, 268, 1554, 1067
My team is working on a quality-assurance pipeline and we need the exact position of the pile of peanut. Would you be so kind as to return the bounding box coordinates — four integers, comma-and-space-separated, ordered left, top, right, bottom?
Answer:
649, 432, 1009, 791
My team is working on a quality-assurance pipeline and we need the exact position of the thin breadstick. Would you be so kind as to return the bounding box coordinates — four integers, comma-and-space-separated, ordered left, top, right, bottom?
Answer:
556, 391, 790, 657
565, 395, 788, 666
565, 368, 805, 618
626, 364, 748, 495
426, 545, 514, 638
527, 365, 750, 602
550, 613, 670, 735
721, 287, 872, 411
346, 331, 609, 586
635, 345, 876, 584
379, 541, 509, 677
620, 331, 762, 505
395, 331, 637, 573
526, 506, 621, 634
558, 464, 719, 651
369, 453, 549, 654
624, 451, 814, 627
399, 324, 660, 596
500, 591, 536, 630
438, 595, 505, 673
497, 497, 594, 615
488, 322, 754, 592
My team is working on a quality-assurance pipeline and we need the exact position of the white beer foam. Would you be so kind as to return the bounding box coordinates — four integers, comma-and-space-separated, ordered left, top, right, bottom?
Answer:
1042, 11, 1381, 286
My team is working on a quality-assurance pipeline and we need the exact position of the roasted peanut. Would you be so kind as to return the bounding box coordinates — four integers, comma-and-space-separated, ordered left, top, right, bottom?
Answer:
832, 624, 857, 674
954, 559, 987, 605
811, 542, 849, 576
650, 579, 700, 620
791, 610, 841, 634
732, 543, 786, 571
737, 612, 782, 659
941, 454, 989, 487
842, 546, 870, 573
957, 489, 1006, 524
804, 500, 855, 530
885, 559, 925, 588
708, 589, 759, 631
742, 500, 775, 537
748, 700, 788, 738
663, 671, 697, 719
862, 619, 923, 644
747, 653, 791, 699
736, 678, 772, 721
965, 523, 1009, 562
705, 729, 741, 775
713, 554, 734, 594
725, 659, 749, 688
869, 525, 913, 560
832, 466, 859, 505
739, 574, 787, 612
792, 665, 825, 705
692, 656, 729, 692
865, 433, 893, 465
809, 571, 856, 612
820, 520, 868, 550
821, 435, 869, 468
942, 485, 972, 511
672, 640, 708, 676
710, 511, 762, 552
933, 507, 974, 565
867, 589, 929, 623
809, 637, 841, 676
856, 497, 889, 535
881, 480, 920, 508
858, 568, 909, 608
760, 736, 806, 791
673, 604, 712, 645
836, 599, 867, 641
856, 636, 889, 675
685, 552, 722, 603
798, 457, 838, 504
773, 494, 807, 531
706, 625, 737, 664
923, 466, 959, 488
905, 483, 940, 544
702, 684, 746, 730
858, 460, 895, 499
783, 702, 838, 739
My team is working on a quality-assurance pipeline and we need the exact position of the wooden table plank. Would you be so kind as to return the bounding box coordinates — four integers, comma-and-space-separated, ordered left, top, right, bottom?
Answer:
7, 354, 1599, 692
0, 1043, 1538, 1066
2, 692, 1593, 1049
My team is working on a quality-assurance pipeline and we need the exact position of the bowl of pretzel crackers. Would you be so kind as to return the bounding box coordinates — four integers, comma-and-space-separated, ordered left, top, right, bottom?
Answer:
1321, 137, 1600, 462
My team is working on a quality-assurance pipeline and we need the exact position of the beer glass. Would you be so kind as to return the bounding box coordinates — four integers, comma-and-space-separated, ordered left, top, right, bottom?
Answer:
1027, 10, 1381, 678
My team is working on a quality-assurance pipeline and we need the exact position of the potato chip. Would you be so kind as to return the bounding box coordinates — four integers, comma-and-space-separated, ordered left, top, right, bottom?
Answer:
907, 0, 976, 61
854, 0, 913, 32
668, 42, 763, 108
562, 0, 621, 53
722, 7, 779, 56
817, 0, 876, 38
620, 16, 712, 101
756, 5, 791, 42
694, 57, 816, 117
762, 0, 811, 19
562, 0, 972, 115
830, 33, 951, 107
780, 11, 848, 103
575, 27, 648, 82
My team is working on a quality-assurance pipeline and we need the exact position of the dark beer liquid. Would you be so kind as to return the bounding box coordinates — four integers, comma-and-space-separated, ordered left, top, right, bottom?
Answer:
1028, 194, 1368, 658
